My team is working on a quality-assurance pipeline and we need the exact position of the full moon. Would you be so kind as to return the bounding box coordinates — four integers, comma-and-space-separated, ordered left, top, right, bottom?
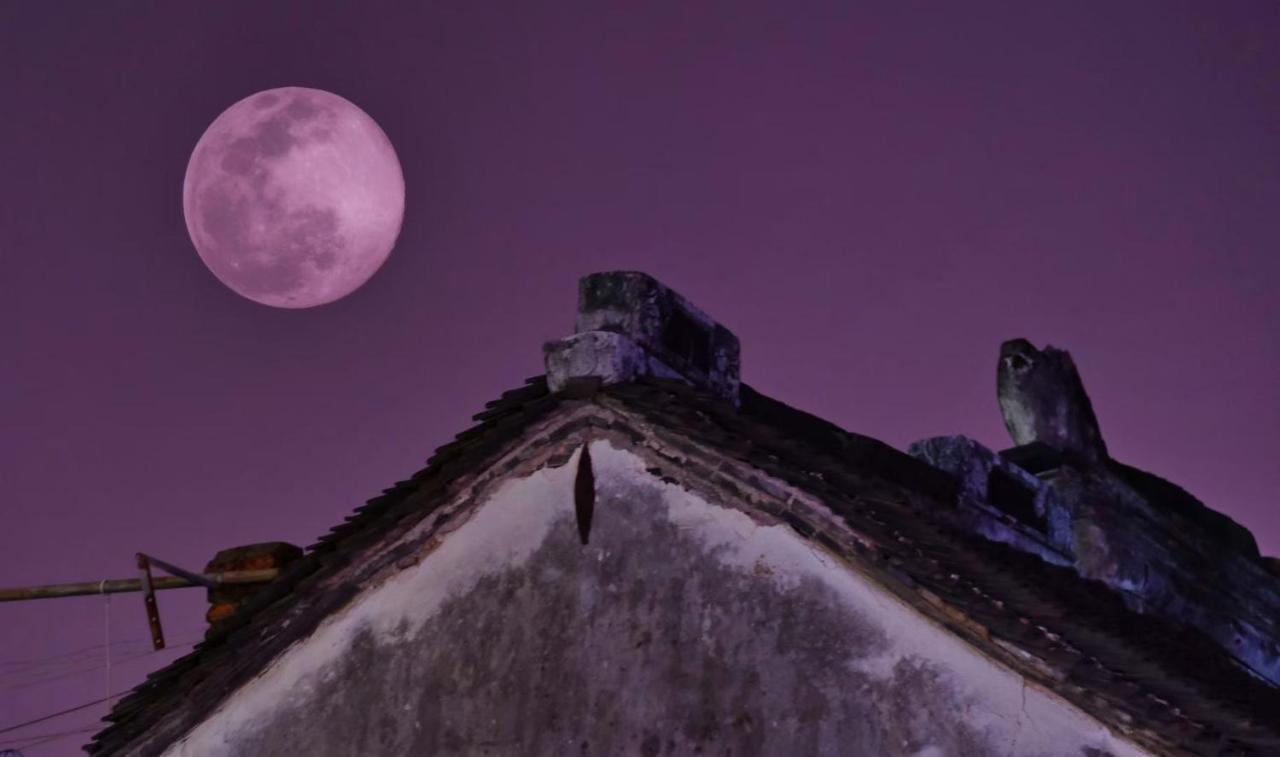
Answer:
183, 87, 405, 308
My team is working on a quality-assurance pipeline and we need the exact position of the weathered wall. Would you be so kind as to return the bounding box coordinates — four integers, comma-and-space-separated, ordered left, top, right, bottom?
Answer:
163, 442, 1146, 757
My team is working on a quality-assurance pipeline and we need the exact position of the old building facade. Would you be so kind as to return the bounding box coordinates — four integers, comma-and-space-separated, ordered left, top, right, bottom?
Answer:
91, 273, 1279, 756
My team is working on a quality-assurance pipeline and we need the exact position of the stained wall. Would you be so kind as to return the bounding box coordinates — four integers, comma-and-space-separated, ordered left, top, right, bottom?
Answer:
163, 441, 1146, 757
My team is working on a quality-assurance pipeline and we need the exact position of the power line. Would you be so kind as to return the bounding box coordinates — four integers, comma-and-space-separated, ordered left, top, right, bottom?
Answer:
1, 646, 152, 679
1, 651, 151, 691
0, 638, 158, 671
0, 637, 200, 679
0, 723, 100, 752
0, 640, 201, 748
2, 640, 199, 692
0, 692, 122, 737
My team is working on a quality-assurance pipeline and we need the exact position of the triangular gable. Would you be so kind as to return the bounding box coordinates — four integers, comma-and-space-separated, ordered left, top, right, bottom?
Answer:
92, 379, 1280, 755
163, 439, 1145, 757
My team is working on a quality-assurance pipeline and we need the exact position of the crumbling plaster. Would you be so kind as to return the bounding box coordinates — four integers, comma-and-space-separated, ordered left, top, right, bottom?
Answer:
163, 439, 1145, 757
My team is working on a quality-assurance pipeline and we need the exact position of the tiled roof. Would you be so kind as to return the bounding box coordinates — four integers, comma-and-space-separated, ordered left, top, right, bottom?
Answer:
88, 376, 561, 755
88, 377, 1280, 756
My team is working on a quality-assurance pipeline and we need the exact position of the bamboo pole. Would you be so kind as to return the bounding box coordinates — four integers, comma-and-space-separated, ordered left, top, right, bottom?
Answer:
0, 569, 279, 602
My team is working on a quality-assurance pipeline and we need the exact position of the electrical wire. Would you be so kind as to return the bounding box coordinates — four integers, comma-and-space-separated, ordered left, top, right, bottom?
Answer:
0, 638, 159, 671
0, 637, 202, 743
0, 723, 100, 752
3, 641, 199, 692
3, 651, 152, 692
0, 690, 128, 736
0, 631, 190, 671
0, 638, 200, 688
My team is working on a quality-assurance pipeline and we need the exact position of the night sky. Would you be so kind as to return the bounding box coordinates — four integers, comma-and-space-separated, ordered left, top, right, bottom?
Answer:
2, 2, 1278, 753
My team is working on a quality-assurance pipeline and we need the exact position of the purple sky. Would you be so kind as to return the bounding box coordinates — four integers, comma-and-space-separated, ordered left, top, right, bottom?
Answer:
3, 2, 1278, 752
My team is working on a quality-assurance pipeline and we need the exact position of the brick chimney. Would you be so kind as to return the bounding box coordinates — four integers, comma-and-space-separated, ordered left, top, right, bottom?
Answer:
543, 272, 741, 406
203, 542, 302, 632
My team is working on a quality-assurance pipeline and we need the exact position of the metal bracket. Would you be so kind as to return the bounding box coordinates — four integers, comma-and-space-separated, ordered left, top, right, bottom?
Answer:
136, 553, 166, 651
142, 554, 217, 589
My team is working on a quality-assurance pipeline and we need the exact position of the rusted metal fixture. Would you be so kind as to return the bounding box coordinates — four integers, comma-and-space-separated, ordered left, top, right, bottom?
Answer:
137, 553, 166, 650
144, 554, 218, 589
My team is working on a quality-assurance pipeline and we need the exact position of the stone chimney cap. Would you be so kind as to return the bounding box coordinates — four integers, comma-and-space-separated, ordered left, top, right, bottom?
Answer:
545, 271, 741, 406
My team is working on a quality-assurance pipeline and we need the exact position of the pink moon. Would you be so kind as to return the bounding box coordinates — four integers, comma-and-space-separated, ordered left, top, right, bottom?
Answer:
182, 87, 405, 308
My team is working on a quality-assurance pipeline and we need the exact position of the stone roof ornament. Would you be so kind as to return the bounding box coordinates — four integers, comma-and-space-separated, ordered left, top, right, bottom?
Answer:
997, 338, 1108, 463
544, 272, 741, 406
913, 337, 1279, 688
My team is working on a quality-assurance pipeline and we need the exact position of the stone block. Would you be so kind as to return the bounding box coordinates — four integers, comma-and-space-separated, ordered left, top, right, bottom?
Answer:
572, 271, 740, 405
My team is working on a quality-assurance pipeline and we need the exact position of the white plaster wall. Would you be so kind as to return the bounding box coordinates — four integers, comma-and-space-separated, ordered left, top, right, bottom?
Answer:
165, 440, 1148, 757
